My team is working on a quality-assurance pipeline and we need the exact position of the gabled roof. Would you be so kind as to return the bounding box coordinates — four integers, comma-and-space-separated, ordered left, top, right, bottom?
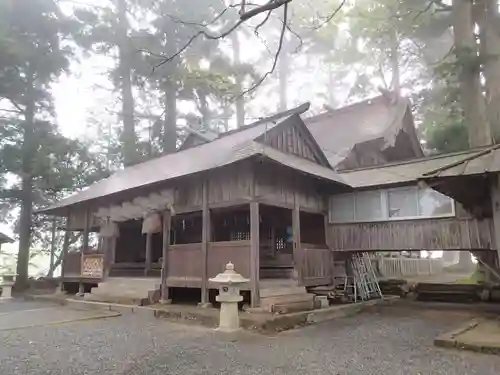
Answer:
40, 108, 347, 215
338, 148, 482, 188
0, 232, 13, 244
304, 94, 421, 167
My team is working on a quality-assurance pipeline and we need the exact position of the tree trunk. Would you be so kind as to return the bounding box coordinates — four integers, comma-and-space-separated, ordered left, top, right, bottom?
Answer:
477, 0, 500, 143
117, 0, 137, 166
452, 0, 490, 148
278, 36, 289, 111
389, 30, 401, 96
163, 82, 177, 154
16, 70, 36, 289
231, 32, 245, 128
328, 64, 335, 108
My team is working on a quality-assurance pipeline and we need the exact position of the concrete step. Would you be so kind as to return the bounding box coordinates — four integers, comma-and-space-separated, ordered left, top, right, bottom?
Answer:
89, 277, 161, 305
261, 292, 315, 313
260, 285, 307, 298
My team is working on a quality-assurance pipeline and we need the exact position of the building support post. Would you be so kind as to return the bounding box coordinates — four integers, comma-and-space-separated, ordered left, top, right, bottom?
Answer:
144, 232, 152, 276
490, 173, 500, 277
161, 209, 172, 303
79, 209, 91, 296
60, 213, 71, 292
292, 198, 302, 284
250, 201, 260, 307
48, 217, 57, 278
200, 180, 210, 306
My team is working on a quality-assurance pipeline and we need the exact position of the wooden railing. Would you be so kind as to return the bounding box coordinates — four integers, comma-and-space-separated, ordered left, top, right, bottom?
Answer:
299, 243, 333, 286
328, 218, 495, 251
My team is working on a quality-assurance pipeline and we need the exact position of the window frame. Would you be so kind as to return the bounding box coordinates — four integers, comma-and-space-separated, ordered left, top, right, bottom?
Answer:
329, 186, 455, 224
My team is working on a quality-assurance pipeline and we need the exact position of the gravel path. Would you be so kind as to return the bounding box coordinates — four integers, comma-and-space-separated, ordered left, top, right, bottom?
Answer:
1, 302, 500, 375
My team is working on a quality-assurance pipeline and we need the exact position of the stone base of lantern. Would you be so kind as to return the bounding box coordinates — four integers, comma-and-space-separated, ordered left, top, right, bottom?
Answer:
216, 294, 243, 333
0, 282, 14, 299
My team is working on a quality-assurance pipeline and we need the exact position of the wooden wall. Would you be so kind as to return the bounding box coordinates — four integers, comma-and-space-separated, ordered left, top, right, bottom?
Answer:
207, 164, 253, 206
299, 243, 333, 286
68, 209, 99, 231
255, 163, 326, 213
264, 123, 318, 163
166, 243, 203, 288
327, 217, 496, 251
164, 241, 251, 290
174, 161, 253, 213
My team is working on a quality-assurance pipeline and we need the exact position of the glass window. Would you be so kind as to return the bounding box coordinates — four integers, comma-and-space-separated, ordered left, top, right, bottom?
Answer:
355, 191, 383, 221
388, 187, 418, 218
418, 187, 454, 217
330, 194, 354, 222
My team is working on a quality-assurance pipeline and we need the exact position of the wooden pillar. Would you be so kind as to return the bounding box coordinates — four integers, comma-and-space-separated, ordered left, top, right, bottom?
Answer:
110, 236, 117, 264
161, 209, 172, 303
60, 214, 71, 292
250, 201, 260, 307
82, 209, 91, 253
144, 232, 153, 276
48, 217, 57, 278
201, 181, 210, 305
79, 209, 91, 296
292, 199, 302, 284
490, 173, 500, 269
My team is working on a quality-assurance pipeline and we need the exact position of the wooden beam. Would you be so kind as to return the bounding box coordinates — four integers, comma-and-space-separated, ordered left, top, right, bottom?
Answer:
144, 232, 153, 276
82, 209, 91, 252
201, 180, 210, 305
292, 198, 302, 284
250, 201, 260, 307
161, 209, 172, 302
490, 174, 500, 267
78, 209, 91, 296
60, 214, 71, 292
48, 217, 57, 278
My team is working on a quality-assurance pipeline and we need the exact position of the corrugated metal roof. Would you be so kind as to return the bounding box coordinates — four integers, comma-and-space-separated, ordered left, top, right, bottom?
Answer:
422, 145, 500, 178
338, 149, 482, 188
40, 112, 347, 214
304, 95, 410, 167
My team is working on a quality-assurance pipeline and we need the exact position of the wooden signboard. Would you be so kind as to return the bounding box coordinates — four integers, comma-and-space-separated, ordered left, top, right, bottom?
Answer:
81, 254, 104, 279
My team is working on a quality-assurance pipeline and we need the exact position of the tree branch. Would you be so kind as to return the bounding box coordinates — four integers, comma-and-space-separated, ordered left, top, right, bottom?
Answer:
310, 0, 346, 30
239, 0, 292, 21
236, 2, 289, 99
254, 10, 273, 37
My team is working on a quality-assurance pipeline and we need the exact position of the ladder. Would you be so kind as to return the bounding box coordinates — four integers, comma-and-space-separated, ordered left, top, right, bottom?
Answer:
350, 252, 383, 301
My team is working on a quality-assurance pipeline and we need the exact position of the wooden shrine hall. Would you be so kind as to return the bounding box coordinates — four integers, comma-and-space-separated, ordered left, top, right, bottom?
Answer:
41, 104, 345, 307
39, 96, 500, 308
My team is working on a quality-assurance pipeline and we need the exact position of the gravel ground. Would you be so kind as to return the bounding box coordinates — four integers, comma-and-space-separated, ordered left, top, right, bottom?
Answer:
1, 302, 500, 375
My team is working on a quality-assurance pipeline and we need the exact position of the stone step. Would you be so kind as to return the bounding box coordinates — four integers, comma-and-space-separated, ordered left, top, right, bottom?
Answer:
88, 277, 161, 305
261, 293, 314, 312
260, 285, 307, 298
260, 268, 294, 279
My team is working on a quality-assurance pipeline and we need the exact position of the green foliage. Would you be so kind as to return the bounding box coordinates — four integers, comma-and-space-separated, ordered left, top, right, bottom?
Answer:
0, 0, 109, 281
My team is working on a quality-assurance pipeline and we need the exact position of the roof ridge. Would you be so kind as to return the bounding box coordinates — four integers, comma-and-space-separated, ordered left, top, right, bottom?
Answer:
305, 94, 401, 124
217, 102, 310, 138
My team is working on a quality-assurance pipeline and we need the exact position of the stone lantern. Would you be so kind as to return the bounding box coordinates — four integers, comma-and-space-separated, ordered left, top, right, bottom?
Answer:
209, 262, 249, 333
0, 274, 17, 299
